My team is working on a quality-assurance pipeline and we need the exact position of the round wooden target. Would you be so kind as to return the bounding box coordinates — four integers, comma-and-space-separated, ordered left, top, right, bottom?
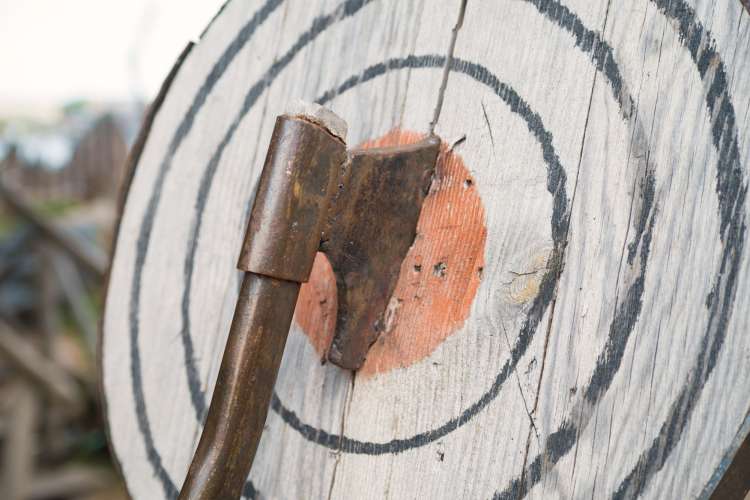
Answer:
101, 0, 750, 498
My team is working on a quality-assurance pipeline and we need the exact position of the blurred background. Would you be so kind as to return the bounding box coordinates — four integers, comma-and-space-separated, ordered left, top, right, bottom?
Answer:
0, 1, 224, 498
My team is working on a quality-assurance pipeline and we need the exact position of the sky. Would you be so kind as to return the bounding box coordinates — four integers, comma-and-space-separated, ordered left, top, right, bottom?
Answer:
0, 0, 226, 117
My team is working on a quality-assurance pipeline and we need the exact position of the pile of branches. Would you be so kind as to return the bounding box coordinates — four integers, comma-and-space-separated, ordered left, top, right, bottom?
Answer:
0, 182, 123, 500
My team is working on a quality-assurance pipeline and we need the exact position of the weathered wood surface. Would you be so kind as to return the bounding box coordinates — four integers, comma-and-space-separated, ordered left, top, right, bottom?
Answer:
101, 0, 750, 498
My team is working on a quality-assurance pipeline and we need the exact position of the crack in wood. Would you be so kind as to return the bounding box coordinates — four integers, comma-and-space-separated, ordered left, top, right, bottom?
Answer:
500, 315, 540, 444
327, 374, 356, 500
430, 0, 468, 134
325, 2, 469, 496
628, 17, 668, 455
481, 100, 496, 149
516, 0, 615, 494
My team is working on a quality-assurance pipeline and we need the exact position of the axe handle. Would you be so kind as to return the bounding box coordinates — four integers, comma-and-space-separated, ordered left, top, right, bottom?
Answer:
178, 272, 299, 500
178, 112, 346, 500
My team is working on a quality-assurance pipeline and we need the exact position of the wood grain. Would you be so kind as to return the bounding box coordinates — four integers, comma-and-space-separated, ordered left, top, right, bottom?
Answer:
101, 0, 750, 498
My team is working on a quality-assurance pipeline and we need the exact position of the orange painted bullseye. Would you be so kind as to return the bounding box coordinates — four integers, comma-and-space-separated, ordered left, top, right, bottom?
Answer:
294, 130, 487, 377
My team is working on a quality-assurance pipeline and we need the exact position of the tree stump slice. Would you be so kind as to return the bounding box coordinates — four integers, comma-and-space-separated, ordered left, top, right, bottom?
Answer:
101, 0, 750, 498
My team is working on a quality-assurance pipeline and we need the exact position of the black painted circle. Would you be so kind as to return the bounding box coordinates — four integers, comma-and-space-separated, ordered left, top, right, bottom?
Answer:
117, 0, 746, 498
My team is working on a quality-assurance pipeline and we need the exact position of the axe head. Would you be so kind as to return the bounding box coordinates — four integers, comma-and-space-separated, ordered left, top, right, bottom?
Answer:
321, 136, 440, 370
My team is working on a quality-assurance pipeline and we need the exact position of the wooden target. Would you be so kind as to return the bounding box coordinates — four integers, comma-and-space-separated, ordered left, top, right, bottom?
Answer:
101, 0, 750, 498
